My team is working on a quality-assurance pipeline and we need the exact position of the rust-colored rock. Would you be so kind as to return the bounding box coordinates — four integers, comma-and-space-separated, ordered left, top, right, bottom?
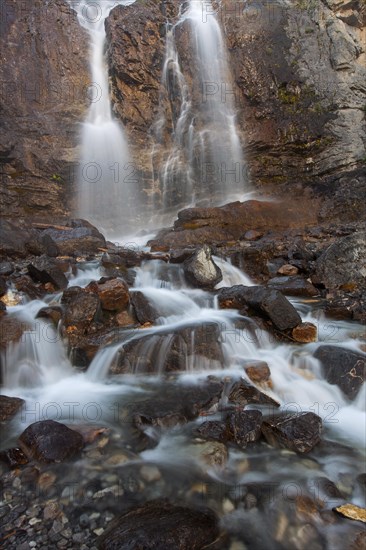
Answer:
244, 361, 271, 383
94, 278, 130, 312
292, 322, 318, 343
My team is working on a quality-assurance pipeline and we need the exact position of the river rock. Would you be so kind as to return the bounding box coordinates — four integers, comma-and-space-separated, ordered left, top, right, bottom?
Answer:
97, 499, 220, 549
315, 232, 366, 291
267, 276, 319, 297
198, 441, 228, 468
261, 412, 322, 453
87, 278, 130, 311
292, 322, 318, 343
131, 291, 159, 324
333, 503, 366, 524
0, 447, 29, 468
27, 257, 68, 290
194, 421, 227, 443
0, 395, 25, 421
0, 317, 27, 349
218, 285, 302, 331
0, 277, 7, 297
314, 345, 366, 399
278, 264, 299, 276
36, 306, 63, 326
229, 379, 279, 407
183, 245, 223, 289
225, 410, 263, 448
18, 420, 84, 463
244, 361, 271, 383
62, 287, 101, 329
40, 220, 106, 256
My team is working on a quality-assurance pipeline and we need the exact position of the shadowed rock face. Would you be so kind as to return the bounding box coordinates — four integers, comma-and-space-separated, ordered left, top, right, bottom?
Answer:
0, 0, 89, 220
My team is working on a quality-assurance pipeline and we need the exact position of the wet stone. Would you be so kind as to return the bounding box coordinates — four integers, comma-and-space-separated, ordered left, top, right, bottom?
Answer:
225, 410, 263, 448
314, 345, 366, 400
261, 412, 322, 454
97, 499, 220, 550
18, 420, 84, 463
0, 395, 25, 421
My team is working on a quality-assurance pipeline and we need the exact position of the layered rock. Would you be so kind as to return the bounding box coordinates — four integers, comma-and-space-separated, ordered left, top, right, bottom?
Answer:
0, 0, 89, 219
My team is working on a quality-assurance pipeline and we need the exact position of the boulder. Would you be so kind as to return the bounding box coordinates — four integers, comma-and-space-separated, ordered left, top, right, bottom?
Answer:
267, 276, 319, 297
229, 379, 279, 407
18, 420, 84, 463
27, 257, 68, 290
225, 410, 263, 448
0, 277, 7, 297
314, 346, 366, 399
36, 306, 63, 326
0, 317, 27, 349
62, 287, 101, 329
217, 285, 302, 331
261, 412, 322, 453
131, 291, 159, 324
194, 421, 227, 443
40, 219, 106, 256
97, 499, 219, 550
183, 245, 223, 289
87, 278, 130, 311
315, 232, 366, 291
0, 395, 25, 421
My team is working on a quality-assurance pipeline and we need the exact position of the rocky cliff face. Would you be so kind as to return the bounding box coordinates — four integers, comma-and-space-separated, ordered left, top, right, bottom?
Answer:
106, 0, 365, 222
0, 0, 89, 220
1, 0, 365, 222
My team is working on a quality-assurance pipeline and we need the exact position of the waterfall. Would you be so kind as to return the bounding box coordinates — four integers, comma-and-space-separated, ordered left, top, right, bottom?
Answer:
71, 0, 136, 235
153, 0, 249, 215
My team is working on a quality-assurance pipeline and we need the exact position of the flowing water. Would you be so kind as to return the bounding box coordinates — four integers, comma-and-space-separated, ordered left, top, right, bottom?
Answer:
1, 256, 365, 547
72, 0, 137, 235
151, 0, 250, 219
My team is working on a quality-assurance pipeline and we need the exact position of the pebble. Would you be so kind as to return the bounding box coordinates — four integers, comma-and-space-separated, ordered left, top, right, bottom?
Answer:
223, 498, 235, 514
93, 528, 104, 536
140, 465, 161, 483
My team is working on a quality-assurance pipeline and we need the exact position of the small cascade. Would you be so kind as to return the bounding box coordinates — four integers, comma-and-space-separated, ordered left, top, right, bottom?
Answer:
71, 0, 137, 235
152, 0, 249, 217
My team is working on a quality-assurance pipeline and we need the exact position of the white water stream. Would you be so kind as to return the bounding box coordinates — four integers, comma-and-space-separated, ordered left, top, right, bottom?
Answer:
72, 0, 136, 234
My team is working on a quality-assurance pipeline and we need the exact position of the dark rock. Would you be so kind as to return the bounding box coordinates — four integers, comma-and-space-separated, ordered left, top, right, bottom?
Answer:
97, 499, 220, 550
62, 287, 101, 329
131, 291, 159, 324
0, 276, 7, 297
315, 232, 366, 291
113, 322, 224, 375
183, 245, 223, 289
0, 317, 27, 349
27, 257, 68, 290
131, 380, 224, 437
226, 410, 263, 448
18, 420, 84, 463
267, 276, 319, 297
0, 447, 29, 468
41, 220, 106, 256
0, 395, 25, 421
0, 301, 6, 316
0, 262, 14, 276
36, 306, 63, 326
218, 285, 302, 331
243, 230, 263, 241
194, 421, 227, 443
13, 274, 43, 299
169, 249, 195, 264
0, 221, 38, 258
314, 345, 366, 400
262, 412, 322, 453
229, 379, 279, 407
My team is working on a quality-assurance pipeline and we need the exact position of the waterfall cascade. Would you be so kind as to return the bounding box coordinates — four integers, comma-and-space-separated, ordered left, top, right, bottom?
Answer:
152, 0, 249, 215
72, 0, 136, 235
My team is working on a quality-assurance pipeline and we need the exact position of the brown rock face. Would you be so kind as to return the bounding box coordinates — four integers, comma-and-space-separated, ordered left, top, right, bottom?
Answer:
292, 322, 318, 343
0, 0, 89, 219
88, 278, 130, 312
0, 395, 25, 421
